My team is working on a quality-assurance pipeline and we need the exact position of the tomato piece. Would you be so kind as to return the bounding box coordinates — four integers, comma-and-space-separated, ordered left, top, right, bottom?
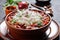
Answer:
42, 20, 48, 25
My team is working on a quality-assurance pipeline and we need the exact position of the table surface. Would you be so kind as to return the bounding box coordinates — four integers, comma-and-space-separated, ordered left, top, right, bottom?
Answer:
0, 0, 60, 40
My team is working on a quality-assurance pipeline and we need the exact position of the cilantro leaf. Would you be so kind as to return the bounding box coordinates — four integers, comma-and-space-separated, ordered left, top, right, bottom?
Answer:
7, 0, 13, 4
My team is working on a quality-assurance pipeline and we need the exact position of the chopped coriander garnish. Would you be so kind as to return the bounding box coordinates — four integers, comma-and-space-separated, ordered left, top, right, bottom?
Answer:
37, 21, 42, 26
11, 19, 16, 23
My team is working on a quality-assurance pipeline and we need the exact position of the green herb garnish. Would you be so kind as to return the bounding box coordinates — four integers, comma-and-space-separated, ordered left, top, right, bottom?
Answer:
37, 21, 42, 26
4, 0, 22, 6
13, 0, 22, 2
7, 0, 13, 4
11, 19, 16, 23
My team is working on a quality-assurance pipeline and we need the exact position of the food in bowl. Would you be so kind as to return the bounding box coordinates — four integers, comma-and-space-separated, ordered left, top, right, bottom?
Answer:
6, 9, 50, 30
5, 6, 16, 15
5, 9, 51, 40
18, 1, 28, 9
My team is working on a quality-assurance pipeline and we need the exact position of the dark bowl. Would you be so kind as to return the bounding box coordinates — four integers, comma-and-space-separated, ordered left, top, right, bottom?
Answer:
5, 9, 51, 40
35, 0, 51, 7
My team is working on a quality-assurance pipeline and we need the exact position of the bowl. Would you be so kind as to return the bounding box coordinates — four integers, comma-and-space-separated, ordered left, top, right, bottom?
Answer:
5, 9, 51, 40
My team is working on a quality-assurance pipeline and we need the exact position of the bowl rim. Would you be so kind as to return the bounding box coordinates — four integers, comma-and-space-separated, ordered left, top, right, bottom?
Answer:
5, 9, 52, 31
